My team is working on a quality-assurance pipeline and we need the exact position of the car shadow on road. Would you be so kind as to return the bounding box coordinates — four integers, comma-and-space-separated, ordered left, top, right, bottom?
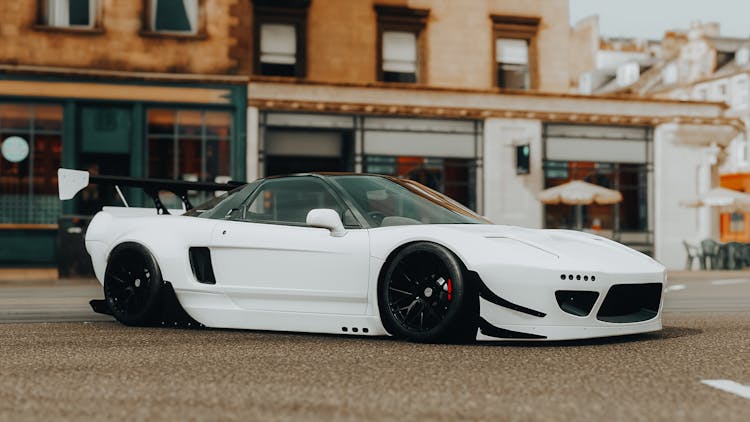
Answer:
478, 325, 702, 348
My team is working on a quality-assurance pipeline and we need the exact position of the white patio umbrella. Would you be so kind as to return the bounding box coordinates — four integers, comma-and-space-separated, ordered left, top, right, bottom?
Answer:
537, 180, 623, 230
679, 187, 750, 212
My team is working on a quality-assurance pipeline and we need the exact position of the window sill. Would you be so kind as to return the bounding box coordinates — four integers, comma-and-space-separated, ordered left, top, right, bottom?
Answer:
32, 25, 104, 35
139, 30, 208, 41
0, 224, 58, 230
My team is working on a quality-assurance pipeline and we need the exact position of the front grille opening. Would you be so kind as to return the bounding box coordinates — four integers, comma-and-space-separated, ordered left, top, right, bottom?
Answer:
596, 283, 662, 323
555, 291, 599, 316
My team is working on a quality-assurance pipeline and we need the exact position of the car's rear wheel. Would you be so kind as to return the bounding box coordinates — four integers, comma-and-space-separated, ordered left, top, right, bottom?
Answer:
378, 242, 477, 343
104, 243, 163, 326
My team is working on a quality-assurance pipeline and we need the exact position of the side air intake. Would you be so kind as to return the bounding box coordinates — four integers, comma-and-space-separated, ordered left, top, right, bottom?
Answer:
189, 247, 216, 285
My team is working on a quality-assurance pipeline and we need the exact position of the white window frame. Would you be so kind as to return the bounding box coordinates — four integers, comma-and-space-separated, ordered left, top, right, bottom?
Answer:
45, 0, 97, 28
150, 0, 199, 35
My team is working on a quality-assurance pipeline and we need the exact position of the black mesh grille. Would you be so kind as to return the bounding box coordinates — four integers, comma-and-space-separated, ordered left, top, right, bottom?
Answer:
596, 283, 662, 323
555, 291, 599, 317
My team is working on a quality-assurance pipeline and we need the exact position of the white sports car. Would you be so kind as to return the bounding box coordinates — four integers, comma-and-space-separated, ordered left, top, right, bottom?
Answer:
59, 169, 666, 343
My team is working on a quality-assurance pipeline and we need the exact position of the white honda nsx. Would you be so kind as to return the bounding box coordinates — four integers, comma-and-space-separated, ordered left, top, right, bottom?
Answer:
59, 169, 666, 343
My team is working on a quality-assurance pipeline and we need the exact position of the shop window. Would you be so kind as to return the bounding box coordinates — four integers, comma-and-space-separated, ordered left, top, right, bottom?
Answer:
491, 15, 539, 90
254, 0, 310, 77
0, 104, 63, 224
147, 109, 232, 205
364, 156, 474, 209
39, 0, 99, 29
542, 161, 649, 234
730, 212, 745, 233
375, 5, 429, 83
145, 0, 203, 36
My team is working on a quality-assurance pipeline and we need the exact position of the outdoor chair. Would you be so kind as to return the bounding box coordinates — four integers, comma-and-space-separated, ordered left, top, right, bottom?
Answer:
725, 242, 744, 270
682, 241, 704, 270
700, 239, 721, 270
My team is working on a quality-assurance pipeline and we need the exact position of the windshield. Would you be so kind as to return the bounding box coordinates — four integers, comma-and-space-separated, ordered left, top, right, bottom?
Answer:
329, 175, 490, 227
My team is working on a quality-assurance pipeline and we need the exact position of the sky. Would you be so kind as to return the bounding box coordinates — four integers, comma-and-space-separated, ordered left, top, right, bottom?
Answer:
569, 0, 750, 40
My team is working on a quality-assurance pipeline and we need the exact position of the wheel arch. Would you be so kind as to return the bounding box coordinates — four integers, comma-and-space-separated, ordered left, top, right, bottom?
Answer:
375, 240, 479, 333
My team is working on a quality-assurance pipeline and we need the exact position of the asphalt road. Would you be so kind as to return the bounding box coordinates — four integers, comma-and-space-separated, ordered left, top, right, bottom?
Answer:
0, 272, 748, 421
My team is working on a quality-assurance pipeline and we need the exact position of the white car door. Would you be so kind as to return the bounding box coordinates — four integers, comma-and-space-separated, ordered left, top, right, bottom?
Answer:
209, 176, 370, 315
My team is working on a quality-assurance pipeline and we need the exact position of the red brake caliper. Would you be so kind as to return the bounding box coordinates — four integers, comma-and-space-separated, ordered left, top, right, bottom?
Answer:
447, 278, 453, 301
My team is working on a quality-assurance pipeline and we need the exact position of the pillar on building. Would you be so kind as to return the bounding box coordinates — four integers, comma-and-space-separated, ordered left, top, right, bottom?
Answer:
483, 118, 543, 227
246, 107, 260, 181
653, 123, 738, 269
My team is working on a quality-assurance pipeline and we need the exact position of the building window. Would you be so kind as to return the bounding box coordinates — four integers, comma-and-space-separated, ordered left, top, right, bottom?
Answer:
147, 109, 232, 204
146, 0, 202, 35
254, 0, 310, 78
496, 38, 530, 89
40, 0, 98, 28
0, 104, 63, 224
616, 62, 640, 87
694, 86, 708, 101
375, 5, 429, 84
491, 15, 539, 90
733, 76, 748, 109
662, 63, 678, 85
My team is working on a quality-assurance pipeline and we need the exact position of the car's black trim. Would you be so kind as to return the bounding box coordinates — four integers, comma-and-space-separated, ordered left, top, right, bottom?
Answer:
478, 317, 547, 339
91, 280, 203, 328
475, 277, 547, 318
189, 247, 216, 285
90, 299, 112, 315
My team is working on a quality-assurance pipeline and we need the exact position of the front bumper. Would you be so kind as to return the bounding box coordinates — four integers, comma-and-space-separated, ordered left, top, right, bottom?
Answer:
474, 266, 665, 341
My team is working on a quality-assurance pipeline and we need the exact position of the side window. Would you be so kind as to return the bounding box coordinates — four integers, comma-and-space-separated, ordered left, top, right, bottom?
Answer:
240, 178, 357, 227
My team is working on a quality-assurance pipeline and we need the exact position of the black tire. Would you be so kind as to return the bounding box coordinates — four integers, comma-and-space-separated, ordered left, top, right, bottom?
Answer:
378, 242, 477, 343
104, 243, 163, 326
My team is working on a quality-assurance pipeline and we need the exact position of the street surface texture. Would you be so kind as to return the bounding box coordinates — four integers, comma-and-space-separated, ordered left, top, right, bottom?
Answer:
0, 272, 748, 421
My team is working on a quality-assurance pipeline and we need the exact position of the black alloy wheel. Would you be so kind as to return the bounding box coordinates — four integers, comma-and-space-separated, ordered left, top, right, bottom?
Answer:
378, 242, 477, 343
104, 243, 163, 326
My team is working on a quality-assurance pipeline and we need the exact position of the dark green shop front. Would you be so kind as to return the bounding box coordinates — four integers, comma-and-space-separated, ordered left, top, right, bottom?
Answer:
0, 76, 247, 265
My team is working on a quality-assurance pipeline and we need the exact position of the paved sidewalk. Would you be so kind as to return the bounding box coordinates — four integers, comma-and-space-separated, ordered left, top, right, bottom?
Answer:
0, 268, 59, 282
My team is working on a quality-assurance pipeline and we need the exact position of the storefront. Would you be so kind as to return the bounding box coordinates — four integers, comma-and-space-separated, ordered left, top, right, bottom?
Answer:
0, 74, 247, 265
257, 112, 482, 210
542, 124, 653, 253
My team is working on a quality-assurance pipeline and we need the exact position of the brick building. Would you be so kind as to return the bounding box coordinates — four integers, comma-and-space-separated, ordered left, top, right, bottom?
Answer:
0, 1, 744, 269
0, 0, 248, 264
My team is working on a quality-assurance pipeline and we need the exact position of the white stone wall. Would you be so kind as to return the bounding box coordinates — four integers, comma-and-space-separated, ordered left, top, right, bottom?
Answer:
246, 107, 260, 181
483, 118, 543, 228
653, 124, 718, 269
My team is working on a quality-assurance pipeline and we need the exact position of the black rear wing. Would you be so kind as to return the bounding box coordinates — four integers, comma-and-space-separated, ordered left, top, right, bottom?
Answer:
58, 168, 245, 215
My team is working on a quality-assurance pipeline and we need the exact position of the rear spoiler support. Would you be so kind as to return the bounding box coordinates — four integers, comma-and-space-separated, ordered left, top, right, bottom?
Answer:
58, 169, 244, 214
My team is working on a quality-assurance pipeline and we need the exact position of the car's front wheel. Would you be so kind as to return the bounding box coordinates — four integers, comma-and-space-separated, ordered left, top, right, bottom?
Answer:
378, 242, 477, 343
103, 243, 163, 326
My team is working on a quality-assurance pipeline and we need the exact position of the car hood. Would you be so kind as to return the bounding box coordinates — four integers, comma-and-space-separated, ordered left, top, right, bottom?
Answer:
460, 224, 663, 273
372, 224, 664, 274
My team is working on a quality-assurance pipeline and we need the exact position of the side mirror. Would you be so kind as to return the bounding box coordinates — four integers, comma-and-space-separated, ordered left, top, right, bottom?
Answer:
306, 209, 346, 237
